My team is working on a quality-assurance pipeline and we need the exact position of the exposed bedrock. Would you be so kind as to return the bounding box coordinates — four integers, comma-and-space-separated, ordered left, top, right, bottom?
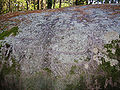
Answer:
3, 4, 120, 76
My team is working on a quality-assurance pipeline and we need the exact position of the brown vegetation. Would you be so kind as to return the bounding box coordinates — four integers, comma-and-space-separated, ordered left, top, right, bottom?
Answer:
87, 4, 120, 15
0, 4, 119, 22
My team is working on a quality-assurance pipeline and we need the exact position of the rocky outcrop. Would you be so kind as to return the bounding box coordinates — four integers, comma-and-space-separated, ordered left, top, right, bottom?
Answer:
2, 4, 120, 76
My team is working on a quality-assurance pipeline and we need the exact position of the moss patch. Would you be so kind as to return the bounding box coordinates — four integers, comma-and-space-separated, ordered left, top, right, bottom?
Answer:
70, 65, 77, 74
0, 26, 19, 40
0, 42, 22, 90
44, 68, 52, 73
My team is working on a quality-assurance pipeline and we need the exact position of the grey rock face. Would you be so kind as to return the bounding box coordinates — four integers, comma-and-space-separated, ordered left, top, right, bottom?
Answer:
4, 4, 120, 76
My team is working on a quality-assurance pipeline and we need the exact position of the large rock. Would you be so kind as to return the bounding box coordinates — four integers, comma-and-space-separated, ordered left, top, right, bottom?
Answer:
2, 4, 120, 76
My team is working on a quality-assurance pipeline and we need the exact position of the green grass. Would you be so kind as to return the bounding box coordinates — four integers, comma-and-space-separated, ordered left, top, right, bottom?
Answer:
24, 71, 55, 90
70, 65, 76, 74
74, 59, 78, 63
44, 67, 52, 73
0, 26, 19, 40
65, 75, 87, 90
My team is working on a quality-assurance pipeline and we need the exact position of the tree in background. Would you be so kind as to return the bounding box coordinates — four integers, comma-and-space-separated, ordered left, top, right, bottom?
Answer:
33, 0, 36, 9
41, 0, 44, 9
0, 0, 120, 14
59, 0, 62, 8
0, 0, 3, 14
105, 0, 109, 3
75, 0, 79, 5
8, 0, 11, 12
26, 0, 29, 10
37, 0, 39, 9
47, 0, 52, 9
53, 0, 56, 8
89, 0, 93, 4
86, 0, 88, 4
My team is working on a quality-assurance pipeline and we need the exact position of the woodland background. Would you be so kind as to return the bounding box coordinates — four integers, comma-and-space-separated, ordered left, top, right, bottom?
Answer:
0, 0, 120, 14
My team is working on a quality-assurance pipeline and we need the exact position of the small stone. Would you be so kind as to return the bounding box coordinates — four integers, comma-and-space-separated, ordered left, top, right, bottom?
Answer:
110, 59, 118, 66
9, 60, 13, 67
84, 63, 89, 69
112, 49, 115, 54
104, 55, 110, 62
97, 60, 102, 65
93, 55, 98, 61
93, 48, 98, 54
102, 48, 107, 53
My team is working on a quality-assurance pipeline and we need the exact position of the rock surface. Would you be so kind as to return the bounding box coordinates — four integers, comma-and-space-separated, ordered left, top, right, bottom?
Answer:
2, 4, 120, 76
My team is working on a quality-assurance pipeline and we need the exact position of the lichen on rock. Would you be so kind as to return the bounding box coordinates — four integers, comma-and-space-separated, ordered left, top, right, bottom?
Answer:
0, 4, 120, 78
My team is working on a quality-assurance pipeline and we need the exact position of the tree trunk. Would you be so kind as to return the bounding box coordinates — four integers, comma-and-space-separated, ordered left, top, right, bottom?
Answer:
0, 0, 3, 14
18, 1, 20, 11
9, 0, 11, 12
14, 0, 17, 11
26, 1, 29, 10
33, 0, 35, 10
118, 0, 120, 3
53, 0, 56, 8
41, 0, 43, 9
37, 0, 39, 10
105, 0, 109, 3
75, 0, 79, 5
59, 0, 62, 8
89, 0, 93, 4
86, 0, 88, 5
47, 0, 52, 9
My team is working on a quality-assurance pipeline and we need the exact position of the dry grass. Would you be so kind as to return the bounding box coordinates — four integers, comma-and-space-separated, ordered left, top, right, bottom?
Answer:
109, 11, 120, 15
0, 5, 87, 22
85, 4, 120, 15
0, 4, 119, 23
71, 7, 91, 22
72, 8, 88, 15
0, 7, 67, 22
84, 4, 119, 10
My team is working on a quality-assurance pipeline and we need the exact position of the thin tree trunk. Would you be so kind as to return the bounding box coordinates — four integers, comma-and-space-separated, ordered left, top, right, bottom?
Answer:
105, 0, 109, 3
41, 0, 43, 9
0, 0, 3, 14
89, 0, 93, 4
37, 0, 39, 10
26, 1, 29, 10
86, 0, 88, 5
75, 0, 79, 5
59, 0, 62, 8
53, 0, 56, 8
18, 1, 20, 11
47, 0, 52, 9
9, 0, 11, 12
33, 0, 35, 10
14, 0, 17, 11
